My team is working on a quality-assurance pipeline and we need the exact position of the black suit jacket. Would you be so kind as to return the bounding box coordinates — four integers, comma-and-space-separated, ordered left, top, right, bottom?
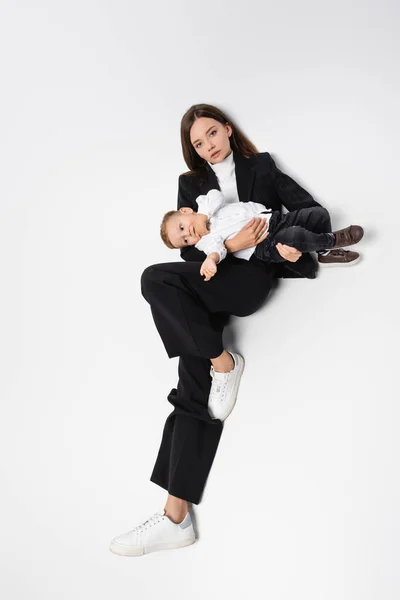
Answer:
177, 151, 321, 279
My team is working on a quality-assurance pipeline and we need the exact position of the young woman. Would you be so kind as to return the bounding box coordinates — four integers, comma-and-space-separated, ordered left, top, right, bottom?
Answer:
109, 104, 358, 557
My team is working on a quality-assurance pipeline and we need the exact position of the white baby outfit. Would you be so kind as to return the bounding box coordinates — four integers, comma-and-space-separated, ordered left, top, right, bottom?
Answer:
195, 189, 272, 263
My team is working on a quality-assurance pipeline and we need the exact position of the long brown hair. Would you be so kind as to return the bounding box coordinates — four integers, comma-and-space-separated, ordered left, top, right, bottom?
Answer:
180, 104, 259, 176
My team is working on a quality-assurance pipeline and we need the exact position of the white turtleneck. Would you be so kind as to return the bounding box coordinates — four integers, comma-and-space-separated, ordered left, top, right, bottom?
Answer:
207, 150, 240, 204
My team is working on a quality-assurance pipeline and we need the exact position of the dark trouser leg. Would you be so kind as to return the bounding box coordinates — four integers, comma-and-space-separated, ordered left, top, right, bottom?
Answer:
150, 355, 223, 505
141, 257, 274, 504
256, 207, 334, 262
141, 258, 273, 359
274, 206, 334, 252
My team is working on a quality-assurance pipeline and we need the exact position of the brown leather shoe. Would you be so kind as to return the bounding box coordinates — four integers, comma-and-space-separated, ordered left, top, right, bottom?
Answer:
318, 249, 360, 267
332, 225, 364, 248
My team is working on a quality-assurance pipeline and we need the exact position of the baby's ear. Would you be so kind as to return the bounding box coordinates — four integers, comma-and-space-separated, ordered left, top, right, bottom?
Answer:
179, 207, 193, 214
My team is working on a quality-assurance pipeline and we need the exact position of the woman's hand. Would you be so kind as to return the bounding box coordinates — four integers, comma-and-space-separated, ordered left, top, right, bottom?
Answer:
276, 243, 302, 262
225, 217, 269, 253
200, 256, 218, 281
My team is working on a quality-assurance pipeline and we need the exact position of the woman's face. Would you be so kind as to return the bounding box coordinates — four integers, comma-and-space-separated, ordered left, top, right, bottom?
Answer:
190, 117, 233, 164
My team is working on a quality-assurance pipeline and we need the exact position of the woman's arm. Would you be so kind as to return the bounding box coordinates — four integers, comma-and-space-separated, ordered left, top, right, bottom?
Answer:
224, 217, 302, 263
224, 218, 269, 253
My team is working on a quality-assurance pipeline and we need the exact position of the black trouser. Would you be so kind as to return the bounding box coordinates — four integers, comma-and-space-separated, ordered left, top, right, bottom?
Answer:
141, 256, 274, 504
254, 207, 333, 262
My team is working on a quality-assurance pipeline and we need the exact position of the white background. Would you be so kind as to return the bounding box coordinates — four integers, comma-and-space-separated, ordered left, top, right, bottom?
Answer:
1, 1, 399, 598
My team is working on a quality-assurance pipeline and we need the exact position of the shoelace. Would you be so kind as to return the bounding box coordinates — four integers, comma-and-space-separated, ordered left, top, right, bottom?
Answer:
131, 512, 164, 534
209, 368, 230, 403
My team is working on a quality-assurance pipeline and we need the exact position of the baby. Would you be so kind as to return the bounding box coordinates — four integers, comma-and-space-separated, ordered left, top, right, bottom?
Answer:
160, 189, 364, 281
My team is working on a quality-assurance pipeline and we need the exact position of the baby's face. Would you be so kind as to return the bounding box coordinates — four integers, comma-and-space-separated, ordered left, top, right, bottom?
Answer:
167, 210, 208, 248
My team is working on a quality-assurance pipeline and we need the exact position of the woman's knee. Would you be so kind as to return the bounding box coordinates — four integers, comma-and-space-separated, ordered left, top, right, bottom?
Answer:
141, 263, 185, 300
141, 264, 165, 299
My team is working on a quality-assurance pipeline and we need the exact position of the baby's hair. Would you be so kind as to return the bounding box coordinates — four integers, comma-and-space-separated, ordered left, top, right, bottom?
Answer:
160, 210, 180, 249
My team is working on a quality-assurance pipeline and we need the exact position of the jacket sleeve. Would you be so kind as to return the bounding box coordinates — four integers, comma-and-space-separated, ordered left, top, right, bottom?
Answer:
177, 174, 207, 262
266, 153, 322, 211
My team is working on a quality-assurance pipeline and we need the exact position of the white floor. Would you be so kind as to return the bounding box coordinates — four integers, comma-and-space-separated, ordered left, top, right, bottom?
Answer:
1, 1, 399, 599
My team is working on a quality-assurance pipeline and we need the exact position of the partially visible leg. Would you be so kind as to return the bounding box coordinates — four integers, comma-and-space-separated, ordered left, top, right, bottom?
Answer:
151, 354, 223, 505
142, 258, 274, 504
277, 207, 333, 234
255, 207, 334, 261
272, 207, 363, 257
275, 207, 334, 253
210, 350, 234, 372
141, 259, 273, 359
274, 224, 334, 253
141, 264, 223, 359
164, 494, 189, 523
282, 207, 364, 267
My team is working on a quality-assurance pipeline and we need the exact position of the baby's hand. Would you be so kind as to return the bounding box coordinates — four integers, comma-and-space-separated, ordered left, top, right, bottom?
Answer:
200, 257, 218, 281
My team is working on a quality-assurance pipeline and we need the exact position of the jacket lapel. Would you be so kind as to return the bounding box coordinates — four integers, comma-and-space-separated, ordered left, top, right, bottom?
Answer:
233, 151, 257, 204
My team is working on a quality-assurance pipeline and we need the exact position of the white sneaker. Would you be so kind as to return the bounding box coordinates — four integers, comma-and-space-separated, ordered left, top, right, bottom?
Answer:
208, 352, 245, 421
109, 510, 195, 556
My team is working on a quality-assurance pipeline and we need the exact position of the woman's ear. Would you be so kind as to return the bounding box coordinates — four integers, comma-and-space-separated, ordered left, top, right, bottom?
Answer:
226, 123, 233, 137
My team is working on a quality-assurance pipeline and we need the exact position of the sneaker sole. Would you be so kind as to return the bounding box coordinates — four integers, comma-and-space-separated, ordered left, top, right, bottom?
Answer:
318, 256, 361, 268
213, 353, 245, 422
109, 536, 195, 557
